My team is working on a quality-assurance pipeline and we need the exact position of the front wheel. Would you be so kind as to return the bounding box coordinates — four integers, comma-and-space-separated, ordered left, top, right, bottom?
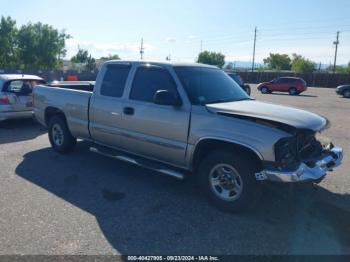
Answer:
343, 90, 350, 98
48, 115, 77, 154
197, 150, 262, 213
289, 87, 298, 95
260, 86, 269, 94
244, 85, 251, 96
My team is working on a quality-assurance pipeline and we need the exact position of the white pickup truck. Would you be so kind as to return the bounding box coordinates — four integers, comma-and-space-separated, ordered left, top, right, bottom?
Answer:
33, 61, 343, 212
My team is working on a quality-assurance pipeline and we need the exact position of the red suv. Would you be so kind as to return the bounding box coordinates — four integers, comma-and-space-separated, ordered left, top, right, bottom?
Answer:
257, 77, 307, 95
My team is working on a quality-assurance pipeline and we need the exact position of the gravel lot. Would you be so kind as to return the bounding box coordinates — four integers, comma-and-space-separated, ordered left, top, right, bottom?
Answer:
0, 86, 349, 255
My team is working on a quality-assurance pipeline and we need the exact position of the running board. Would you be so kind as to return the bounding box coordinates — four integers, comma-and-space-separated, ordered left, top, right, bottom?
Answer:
89, 146, 185, 180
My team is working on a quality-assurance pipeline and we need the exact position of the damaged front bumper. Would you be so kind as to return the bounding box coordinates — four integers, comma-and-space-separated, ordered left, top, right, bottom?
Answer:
255, 146, 343, 183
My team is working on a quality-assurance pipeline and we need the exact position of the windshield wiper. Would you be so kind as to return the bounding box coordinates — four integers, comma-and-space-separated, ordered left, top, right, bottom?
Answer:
206, 99, 234, 104
206, 98, 251, 104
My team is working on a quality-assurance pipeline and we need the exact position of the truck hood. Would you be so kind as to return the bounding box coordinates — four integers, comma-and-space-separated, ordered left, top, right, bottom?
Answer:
206, 100, 327, 132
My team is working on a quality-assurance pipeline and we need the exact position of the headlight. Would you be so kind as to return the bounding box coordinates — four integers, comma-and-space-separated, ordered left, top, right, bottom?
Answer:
275, 137, 297, 166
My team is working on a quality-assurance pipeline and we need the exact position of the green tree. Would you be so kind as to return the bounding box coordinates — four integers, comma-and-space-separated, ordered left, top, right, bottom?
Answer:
326, 64, 349, 73
71, 48, 89, 63
291, 54, 315, 73
0, 16, 18, 68
17, 22, 69, 69
224, 62, 234, 70
99, 54, 121, 62
197, 51, 225, 68
86, 55, 96, 71
263, 53, 291, 71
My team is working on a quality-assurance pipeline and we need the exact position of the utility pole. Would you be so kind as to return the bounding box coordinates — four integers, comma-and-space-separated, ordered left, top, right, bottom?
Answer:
333, 31, 339, 74
251, 26, 257, 72
140, 38, 145, 60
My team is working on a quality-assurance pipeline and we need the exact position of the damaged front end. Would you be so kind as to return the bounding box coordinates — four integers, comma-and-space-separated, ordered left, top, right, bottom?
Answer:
256, 128, 343, 183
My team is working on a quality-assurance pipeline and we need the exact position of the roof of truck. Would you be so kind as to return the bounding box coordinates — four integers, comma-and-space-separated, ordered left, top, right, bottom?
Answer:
0, 74, 43, 81
104, 60, 218, 69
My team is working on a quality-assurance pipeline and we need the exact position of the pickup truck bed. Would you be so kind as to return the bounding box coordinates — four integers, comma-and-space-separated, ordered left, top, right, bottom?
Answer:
34, 86, 92, 139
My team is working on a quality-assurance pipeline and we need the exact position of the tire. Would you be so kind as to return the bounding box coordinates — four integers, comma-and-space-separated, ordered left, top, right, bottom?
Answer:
48, 115, 77, 154
260, 86, 269, 94
244, 85, 251, 96
197, 150, 262, 213
288, 87, 298, 95
343, 90, 350, 98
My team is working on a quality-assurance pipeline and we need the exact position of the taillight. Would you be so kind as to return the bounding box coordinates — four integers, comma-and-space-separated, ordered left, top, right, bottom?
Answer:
0, 96, 10, 104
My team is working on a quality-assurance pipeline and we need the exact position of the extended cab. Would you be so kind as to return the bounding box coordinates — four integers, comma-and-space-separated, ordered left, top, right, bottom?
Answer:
33, 61, 343, 212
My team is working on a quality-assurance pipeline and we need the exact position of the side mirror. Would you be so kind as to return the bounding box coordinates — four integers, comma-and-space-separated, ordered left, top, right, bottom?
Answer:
153, 90, 182, 106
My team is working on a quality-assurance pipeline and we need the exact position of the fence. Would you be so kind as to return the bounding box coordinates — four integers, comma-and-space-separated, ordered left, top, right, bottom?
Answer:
235, 71, 350, 88
1, 68, 350, 88
0, 69, 98, 82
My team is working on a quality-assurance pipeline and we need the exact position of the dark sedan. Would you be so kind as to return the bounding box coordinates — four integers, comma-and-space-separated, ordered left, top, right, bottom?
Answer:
336, 85, 350, 98
227, 72, 251, 95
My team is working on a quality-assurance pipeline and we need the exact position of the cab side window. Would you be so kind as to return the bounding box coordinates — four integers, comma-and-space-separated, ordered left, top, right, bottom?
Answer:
130, 66, 177, 103
100, 64, 131, 97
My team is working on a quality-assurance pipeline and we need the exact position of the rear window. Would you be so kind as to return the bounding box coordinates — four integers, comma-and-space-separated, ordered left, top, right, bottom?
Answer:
100, 64, 131, 97
4, 79, 44, 94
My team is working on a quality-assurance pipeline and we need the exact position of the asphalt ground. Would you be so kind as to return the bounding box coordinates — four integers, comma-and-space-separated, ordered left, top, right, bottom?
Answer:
0, 86, 349, 255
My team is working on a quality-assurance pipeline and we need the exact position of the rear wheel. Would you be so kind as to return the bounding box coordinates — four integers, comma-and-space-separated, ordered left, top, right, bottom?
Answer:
260, 86, 269, 94
48, 115, 76, 154
289, 87, 298, 95
197, 150, 262, 213
244, 85, 251, 95
343, 90, 350, 98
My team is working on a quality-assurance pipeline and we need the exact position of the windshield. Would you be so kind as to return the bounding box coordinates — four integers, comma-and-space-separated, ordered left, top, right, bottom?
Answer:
174, 67, 250, 105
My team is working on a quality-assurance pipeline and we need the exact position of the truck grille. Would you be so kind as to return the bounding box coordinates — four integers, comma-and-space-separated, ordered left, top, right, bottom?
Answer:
297, 131, 323, 160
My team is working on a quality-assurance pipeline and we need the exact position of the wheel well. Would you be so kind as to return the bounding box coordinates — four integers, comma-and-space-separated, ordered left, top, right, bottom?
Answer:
45, 107, 66, 126
192, 139, 263, 171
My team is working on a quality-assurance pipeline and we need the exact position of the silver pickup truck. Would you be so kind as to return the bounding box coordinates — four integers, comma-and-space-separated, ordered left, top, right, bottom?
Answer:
33, 61, 343, 212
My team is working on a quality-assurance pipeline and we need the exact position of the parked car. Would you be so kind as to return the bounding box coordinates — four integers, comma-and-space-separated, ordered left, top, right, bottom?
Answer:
257, 77, 307, 95
33, 61, 343, 212
227, 72, 251, 95
335, 85, 350, 98
0, 74, 45, 121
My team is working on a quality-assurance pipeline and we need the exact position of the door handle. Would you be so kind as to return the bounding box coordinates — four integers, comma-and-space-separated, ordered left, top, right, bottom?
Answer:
123, 107, 135, 115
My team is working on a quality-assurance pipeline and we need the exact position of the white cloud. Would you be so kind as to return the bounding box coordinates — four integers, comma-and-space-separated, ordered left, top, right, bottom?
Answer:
65, 38, 156, 59
187, 35, 198, 40
165, 37, 176, 43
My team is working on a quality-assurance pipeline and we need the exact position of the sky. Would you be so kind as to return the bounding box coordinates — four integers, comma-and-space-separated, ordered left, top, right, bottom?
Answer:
1, 0, 350, 65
